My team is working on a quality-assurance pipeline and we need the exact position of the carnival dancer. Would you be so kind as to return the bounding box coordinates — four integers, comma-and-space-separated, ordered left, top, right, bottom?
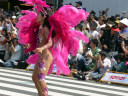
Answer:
17, 0, 89, 96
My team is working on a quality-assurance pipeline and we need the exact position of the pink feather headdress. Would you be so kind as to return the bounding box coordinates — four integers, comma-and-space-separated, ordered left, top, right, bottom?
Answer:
19, 0, 50, 14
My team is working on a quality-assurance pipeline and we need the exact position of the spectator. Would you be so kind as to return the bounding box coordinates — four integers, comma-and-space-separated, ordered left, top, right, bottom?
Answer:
86, 39, 101, 70
113, 53, 126, 72
100, 25, 119, 53
75, 1, 82, 9
12, 16, 17, 27
121, 11, 127, 20
98, 28, 105, 39
105, 21, 113, 30
0, 19, 3, 31
86, 51, 111, 81
75, 24, 84, 54
0, 28, 8, 61
98, 19, 106, 33
89, 21, 99, 39
1, 38, 21, 67
115, 14, 120, 24
119, 18, 128, 39
121, 41, 128, 55
72, 39, 101, 80
76, 53, 87, 73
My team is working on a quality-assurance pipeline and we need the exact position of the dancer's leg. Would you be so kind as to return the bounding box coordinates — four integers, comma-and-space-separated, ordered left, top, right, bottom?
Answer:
37, 57, 53, 96
32, 61, 43, 95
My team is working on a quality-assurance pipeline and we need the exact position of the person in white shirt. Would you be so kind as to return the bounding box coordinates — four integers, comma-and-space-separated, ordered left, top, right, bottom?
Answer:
84, 51, 111, 81
89, 21, 99, 40
98, 19, 106, 33
97, 51, 111, 74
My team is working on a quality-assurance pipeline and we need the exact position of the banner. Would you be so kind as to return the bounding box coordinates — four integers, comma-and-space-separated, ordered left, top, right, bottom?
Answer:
100, 71, 128, 85
26, 64, 57, 73
26, 64, 35, 71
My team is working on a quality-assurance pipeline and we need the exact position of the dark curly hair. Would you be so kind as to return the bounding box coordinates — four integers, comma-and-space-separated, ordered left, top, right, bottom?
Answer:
41, 11, 56, 38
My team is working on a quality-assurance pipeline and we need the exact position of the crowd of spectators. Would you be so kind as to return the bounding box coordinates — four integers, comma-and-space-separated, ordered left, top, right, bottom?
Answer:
0, 6, 28, 68
0, 1, 128, 82
69, 1, 128, 81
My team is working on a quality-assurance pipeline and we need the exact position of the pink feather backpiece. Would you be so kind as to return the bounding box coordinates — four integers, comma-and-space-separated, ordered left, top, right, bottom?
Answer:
19, 0, 50, 13
17, 4, 89, 76
47, 5, 89, 76
16, 10, 40, 54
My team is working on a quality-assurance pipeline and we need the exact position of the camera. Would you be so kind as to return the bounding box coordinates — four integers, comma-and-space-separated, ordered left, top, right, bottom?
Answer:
123, 11, 126, 14
4, 33, 11, 40
124, 39, 128, 46
99, 10, 105, 16
6, 19, 8, 22
90, 10, 96, 16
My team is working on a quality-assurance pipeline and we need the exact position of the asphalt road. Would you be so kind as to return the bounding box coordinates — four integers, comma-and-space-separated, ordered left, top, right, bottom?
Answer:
0, 67, 128, 96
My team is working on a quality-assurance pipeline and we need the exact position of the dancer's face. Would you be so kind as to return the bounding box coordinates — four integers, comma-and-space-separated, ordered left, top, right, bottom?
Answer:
36, 12, 45, 23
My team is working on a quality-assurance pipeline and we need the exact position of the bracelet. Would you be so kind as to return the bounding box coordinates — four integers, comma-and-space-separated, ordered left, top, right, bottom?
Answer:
122, 47, 125, 49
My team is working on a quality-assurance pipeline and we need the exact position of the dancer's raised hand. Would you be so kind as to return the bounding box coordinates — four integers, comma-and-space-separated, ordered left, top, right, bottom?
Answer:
36, 47, 45, 54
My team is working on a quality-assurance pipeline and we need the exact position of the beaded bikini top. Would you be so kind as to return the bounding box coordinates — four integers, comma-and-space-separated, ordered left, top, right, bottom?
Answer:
37, 25, 43, 44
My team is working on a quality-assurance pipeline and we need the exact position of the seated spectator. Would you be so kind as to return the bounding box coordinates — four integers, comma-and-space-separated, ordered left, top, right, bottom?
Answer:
89, 21, 99, 40
72, 39, 101, 80
0, 19, 3, 31
121, 40, 128, 57
86, 39, 101, 70
113, 53, 126, 72
86, 51, 111, 81
76, 53, 87, 73
119, 18, 128, 39
0, 28, 8, 61
100, 25, 119, 53
1, 38, 21, 67
75, 24, 84, 54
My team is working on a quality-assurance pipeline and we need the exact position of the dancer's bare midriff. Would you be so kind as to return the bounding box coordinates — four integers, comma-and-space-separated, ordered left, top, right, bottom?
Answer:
36, 27, 53, 74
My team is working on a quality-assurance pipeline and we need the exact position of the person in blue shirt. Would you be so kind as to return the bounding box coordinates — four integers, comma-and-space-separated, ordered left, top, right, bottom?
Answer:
113, 54, 126, 72
119, 18, 128, 39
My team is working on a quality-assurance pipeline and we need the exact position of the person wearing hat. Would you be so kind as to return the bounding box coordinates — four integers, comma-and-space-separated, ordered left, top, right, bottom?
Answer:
89, 21, 99, 40
119, 18, 128, 39
105, 21, 113, 30
75, 1, 82, 9
120, 19, 128, 54
115, 14, 120, 24
100, 25, 119, 53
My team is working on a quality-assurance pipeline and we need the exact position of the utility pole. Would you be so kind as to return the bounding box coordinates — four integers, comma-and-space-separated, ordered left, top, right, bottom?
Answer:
54, 0, 57, 11
8, 0, 11, 10
58, 0, 63, 9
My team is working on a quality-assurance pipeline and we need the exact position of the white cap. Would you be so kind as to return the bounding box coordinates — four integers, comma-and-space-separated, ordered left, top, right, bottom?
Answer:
120, 18, 128, 26
12, 16, 16, 19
